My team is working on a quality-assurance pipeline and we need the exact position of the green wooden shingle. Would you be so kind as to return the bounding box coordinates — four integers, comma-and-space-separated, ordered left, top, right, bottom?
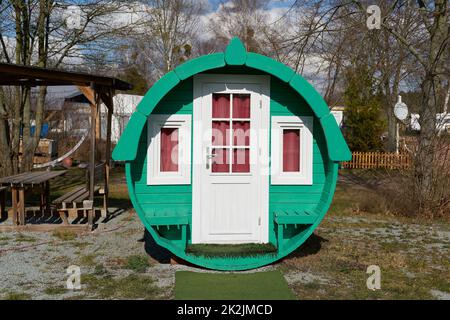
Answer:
320, 114, 352, 161
289, 73, 330, 119
174, 53, 225, 80
246, 53, 295, 82
112, 111, 147, 161
137, 71, 180, 116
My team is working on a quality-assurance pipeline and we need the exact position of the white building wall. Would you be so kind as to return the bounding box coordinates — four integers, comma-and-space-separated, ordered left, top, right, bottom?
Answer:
101, 94, 143, 143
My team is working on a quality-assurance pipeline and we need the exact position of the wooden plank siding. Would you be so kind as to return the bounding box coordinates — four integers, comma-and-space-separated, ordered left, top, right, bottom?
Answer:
130, 79, 193, 247
129, 75, 331, 246
268, 77, 328, 244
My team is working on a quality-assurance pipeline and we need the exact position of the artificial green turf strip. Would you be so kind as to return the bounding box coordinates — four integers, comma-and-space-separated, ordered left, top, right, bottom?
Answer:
174, 270, 296, 300
185, 243, 277, 257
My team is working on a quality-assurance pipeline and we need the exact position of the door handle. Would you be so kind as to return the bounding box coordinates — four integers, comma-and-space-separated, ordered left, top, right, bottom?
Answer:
206, 147, 216, 169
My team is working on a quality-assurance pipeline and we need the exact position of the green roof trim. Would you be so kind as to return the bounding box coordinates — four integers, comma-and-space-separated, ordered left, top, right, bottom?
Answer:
319, 113, 352, 161
113, 37, 351, 163
245, 53, 295, 82
225, 37, 247, 65
112, 111, 147, 161
137, 71, 180, 116
289, 74, 330, 119
174, 53, 225, 80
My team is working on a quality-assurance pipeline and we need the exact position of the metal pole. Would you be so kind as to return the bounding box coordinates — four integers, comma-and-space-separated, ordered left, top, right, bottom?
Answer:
396, 122, 399, 155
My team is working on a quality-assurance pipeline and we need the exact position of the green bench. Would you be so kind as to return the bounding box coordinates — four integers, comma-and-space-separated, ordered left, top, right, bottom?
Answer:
274, 210, 318, 251
145, 210, 190, 246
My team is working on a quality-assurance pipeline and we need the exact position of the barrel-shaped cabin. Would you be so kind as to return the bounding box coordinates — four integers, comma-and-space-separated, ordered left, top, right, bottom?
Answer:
112, 38, 351, 270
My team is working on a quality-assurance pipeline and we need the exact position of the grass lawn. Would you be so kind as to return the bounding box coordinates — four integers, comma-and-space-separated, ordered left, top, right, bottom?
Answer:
174, 270, 296, 300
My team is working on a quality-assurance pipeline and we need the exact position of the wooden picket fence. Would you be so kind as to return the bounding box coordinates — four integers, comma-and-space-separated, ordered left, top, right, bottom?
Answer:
341, 152, 411, 170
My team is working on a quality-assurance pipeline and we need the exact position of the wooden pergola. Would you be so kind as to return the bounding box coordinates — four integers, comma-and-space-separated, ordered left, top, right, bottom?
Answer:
0, 63, 133, 224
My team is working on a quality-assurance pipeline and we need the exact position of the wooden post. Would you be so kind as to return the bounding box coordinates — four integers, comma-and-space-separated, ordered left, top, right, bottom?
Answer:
88, 91, 98, 226
44, 181, 50, 213
40, 183, 45, 214
96, 101, 102, 161
12, 187, 18, 225
18, 187, 25, 225
104, 89, 114, 217
0, 188, 6, 221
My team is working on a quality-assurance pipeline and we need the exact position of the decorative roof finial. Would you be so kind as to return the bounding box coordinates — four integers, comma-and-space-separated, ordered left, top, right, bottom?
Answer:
225, 37, 247, 65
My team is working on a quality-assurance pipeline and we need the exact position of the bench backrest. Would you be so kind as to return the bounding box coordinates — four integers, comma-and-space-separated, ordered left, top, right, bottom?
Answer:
85, 162, 106, 189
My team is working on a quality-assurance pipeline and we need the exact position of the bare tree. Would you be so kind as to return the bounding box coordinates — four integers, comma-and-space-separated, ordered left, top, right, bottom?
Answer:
127, 0, 205, 83
0, 0, 135, 176
371, 0, 449, 214
208, 0, 271, 53
280, 0, 449, 215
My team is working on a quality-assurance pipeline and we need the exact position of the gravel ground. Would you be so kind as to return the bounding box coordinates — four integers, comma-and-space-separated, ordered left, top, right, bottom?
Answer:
0, 209, 147, 299
0, 209, 276, 300
0, 207, 449, 300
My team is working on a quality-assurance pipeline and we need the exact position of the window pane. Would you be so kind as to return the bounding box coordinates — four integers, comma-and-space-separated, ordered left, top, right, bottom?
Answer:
233, 121, 250, 146
212, 148, 229, 173
283, 129, 300, 172
232, 148, 250, 173
232, 94, 250, 118
212, 93, 230, 118
233, 94, 250, 118
212, 121, 230, 146
160, 128, 178, 172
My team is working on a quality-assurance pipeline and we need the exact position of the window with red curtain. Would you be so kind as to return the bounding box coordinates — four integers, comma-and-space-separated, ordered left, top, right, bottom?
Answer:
160, 127, 179, 172
212, 148, 229, 172
232, 148, 250, 173
212, 93, 230, 118
283, 129, 300, 172
232, 94, 250, 118
232, 94, 250, 173
212, 93, 231, 173
211, 93, 251, 173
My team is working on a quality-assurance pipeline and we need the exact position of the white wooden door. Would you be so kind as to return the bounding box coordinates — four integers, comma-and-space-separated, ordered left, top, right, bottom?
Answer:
192, 75, 270, 244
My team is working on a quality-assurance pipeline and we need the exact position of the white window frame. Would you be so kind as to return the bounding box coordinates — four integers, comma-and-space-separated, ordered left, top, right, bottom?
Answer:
147, 114, 191, 185
271, 116, 313, 185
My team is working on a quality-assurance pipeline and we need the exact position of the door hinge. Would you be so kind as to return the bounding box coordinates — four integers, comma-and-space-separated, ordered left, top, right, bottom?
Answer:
258, 217, 261, 226
259, 100, 262, 109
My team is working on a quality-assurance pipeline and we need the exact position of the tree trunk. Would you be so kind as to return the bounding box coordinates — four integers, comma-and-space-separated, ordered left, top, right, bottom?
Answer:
0, 89, 13, 177
21, 86, 32, 171
383, 82, 397, 152
415, 76, 438, 214
20, 0, 50, 172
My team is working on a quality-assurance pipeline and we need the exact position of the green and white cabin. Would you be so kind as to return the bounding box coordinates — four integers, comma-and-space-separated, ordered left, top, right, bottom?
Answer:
113, 38, 351, 271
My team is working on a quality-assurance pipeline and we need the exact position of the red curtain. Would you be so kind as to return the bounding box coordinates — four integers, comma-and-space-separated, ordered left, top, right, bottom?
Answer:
160, 128, 178, 172
212, 94, 230, 118
212, 121, 230, 146
233, 94, 250, 118
212, 148, 229, 173
283, 129, 300, 172
232, 148, 250, 173
211, 93, 251, 173
233, 121, 250, 146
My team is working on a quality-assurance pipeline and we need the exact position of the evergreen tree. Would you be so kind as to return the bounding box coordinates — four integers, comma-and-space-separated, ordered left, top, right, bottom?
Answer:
119, 67, 149, 96
343, 67, 385, 152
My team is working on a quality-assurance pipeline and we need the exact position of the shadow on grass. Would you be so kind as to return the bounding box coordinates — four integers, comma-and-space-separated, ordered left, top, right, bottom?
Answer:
286, 233, 329, 259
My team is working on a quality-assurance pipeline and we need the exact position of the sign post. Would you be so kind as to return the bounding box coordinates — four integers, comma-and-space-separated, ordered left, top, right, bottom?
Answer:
393, 95, 409, 154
